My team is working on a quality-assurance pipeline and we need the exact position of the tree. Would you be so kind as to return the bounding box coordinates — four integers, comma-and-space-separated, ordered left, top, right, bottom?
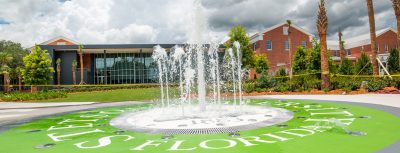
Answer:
338, 31, 346, 62
392, 0, 400, 46
0, 40, 28, 80
366, 0, 379, 75
254, 54, 269, 75
388, 48, 400, 74
72, 59, 78, 85
78, 44, 86, 85
22, 45, 54, 92
329, 56, 339, 74
317, 0, 330, 89
293, 40, 321, 74
16, 67, 23, 91
56, 58, 61, 86
225, 25, 254, 69
339, 58, 354, 75
307, 39, 322, 72
355, 53, 373, 75
0, 52, 12, 69
286, 20, 293, 79
293, 46, 308, 73
0, 52, 13, 92
276, 68, 287, 77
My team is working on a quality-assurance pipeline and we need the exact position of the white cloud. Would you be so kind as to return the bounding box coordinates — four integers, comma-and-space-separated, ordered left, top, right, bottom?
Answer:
0, 0, 396, 47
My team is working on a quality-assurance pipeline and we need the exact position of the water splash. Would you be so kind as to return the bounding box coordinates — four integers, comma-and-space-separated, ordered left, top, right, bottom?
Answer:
151, 0, 244, 114
152, 45, 167, 108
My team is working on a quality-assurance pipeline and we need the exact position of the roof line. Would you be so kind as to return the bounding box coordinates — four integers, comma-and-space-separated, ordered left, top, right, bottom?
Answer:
260, 22, 314, 37
39, 36, 80, 45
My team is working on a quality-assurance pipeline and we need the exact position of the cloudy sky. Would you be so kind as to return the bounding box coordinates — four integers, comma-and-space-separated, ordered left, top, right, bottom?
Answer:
0, 0, 396, 47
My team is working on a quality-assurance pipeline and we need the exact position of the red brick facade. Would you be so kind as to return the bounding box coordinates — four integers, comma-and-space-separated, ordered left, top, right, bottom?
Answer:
250, 23, 313, 79
329, 28, 398, 62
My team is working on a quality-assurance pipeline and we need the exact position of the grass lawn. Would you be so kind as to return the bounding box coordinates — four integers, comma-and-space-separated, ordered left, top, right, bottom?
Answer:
43, 88, 162, 102
0, 100, 399, 153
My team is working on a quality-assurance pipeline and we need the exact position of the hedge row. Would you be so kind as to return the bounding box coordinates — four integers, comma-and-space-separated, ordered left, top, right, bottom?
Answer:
244, 74, 400, 93
0, 91, 67, 102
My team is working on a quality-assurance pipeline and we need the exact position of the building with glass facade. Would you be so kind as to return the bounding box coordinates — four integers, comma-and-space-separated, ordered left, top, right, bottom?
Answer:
39, 36, 184, 85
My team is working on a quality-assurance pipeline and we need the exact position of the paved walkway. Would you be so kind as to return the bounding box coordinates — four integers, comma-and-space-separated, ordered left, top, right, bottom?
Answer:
0, 95, 399, 153
1, 94, 399, 128
246, 94, 400, 108
0, 101, 149, 128
0, 102, 96, 109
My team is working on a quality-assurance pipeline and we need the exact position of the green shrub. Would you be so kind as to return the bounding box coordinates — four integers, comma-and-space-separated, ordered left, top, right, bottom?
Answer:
273, 83, 289, 92
387, 49, 400, 74
256, 74, 276, 89
243, 83, 256, 93
290, 74, 320, 91
366, 80, 385, 92
0, 91, 67, 101
60, 84, 161, 93
330, 77, 361, 91
339, 58, 354, 75
394, 77, 400, 89
354, 53, 373, 75
255, 88, 265, 93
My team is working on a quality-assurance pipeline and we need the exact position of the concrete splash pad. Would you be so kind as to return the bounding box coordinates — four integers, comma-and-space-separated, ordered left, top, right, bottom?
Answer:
110, 105, 293, 134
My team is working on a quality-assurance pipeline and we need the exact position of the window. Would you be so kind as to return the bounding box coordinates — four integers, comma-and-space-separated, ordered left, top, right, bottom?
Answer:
266, 40, 272, 50
253, 43, 257, 51
377, 44, 380, 52
284, 41, 289, 50
283, 27, 289, 35
301, 41, 307, 48
93, 53, 157, 84
347, 49, 351, 56
385, 44, 389, 53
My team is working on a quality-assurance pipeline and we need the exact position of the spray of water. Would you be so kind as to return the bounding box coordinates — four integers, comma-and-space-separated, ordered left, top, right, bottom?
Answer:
152, 0, 245, 115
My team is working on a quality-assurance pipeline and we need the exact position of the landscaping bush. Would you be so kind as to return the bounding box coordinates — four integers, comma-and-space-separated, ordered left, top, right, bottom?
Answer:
243, 83, 256, 93
330, 77, 361, 91
0, 91, 67, 101
256, 74, 276, 89
290, 74, 320, 91
273, 83, 289, 92
354, 53, 373, 75
394, 77, 400, 89
366, 80, 385, 92
275, 68, 288, 83
59, 84, 161, 93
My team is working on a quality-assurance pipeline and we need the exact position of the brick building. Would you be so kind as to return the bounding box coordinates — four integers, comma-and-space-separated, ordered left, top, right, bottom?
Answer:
249, 22, 314, 78
328, 28, 398, 74
249, 22, 398, 78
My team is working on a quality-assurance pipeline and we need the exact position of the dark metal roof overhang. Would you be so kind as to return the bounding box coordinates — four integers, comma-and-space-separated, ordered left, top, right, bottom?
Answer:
40, 44, 226, 53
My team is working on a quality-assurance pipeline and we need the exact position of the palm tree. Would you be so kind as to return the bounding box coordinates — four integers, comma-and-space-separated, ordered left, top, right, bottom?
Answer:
78, 44, 86, 84
72, 60, 77, 85
287, 20, 293, 79
56, 58, 62, 86
0, 52, 13, 92
338, 31, 346, 63
366, 0, 379, 76
16, 67, 22, 91
392, 0, 400, 47
317, 0, 330, 89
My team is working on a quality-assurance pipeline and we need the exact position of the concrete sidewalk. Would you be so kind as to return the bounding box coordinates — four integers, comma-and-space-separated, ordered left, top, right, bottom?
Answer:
0, 102, 96, 109
0, 101, 150, 127
246, 94, 400, 108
